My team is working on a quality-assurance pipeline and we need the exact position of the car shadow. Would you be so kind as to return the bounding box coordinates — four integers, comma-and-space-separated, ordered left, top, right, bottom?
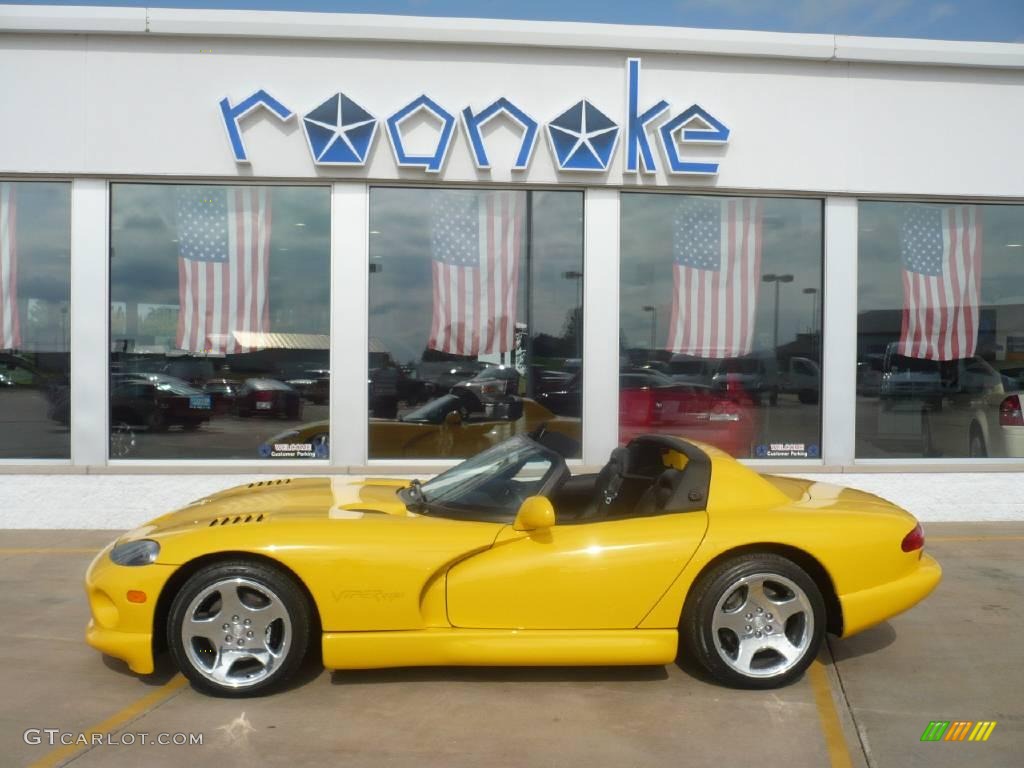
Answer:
331, 664, 669, 686
827, 622, 898, 662
673, 652, 719, 685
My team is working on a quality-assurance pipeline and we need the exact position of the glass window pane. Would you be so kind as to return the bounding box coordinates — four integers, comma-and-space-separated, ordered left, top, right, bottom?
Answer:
620, 194, 823, 459
857, 201, 1024, 459
0, 181, 71, 459
109, 184, 330, 460
368, 188, 583, 459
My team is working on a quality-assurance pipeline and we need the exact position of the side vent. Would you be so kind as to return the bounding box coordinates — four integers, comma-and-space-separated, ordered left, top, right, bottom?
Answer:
207, 513, 267, 527
246, 479, 292, 489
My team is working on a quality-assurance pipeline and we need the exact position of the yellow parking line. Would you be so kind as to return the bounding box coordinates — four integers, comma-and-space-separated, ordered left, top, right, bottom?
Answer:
928, 536, 1024, 543
0, 548, 99, 555
28, 674, 188, 768
809, 660, 854, 768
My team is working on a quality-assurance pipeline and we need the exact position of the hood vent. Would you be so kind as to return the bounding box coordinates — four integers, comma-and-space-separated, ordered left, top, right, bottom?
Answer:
246, 479, 292, 489
208, 513, 266, 527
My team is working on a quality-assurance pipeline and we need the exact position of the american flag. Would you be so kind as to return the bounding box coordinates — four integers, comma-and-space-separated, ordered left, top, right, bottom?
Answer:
428, 190, 524, 356
0, 183, 19, 351
898, 205, 982, 361
175, 187, 271, 355
667, 197, 763, 358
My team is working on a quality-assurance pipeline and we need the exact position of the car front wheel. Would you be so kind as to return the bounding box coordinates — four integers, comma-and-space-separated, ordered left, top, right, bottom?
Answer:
167, 560, 311, 697
682, 553, 825, 689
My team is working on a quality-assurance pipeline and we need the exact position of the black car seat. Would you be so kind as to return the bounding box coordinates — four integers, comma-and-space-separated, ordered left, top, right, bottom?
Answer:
578, 447, 630, 520
633, 468, 685, 517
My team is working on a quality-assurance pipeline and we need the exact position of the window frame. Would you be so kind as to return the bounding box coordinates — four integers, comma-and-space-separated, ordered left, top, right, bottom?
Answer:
364, 182, 587, 468
104, 179, 334, 467
0, 177, 73, 465
853, 195, 1024, 467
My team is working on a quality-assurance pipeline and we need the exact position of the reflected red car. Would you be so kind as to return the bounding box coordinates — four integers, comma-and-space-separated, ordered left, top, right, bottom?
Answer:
618, 371, 757, 457
537, 370, 757, 457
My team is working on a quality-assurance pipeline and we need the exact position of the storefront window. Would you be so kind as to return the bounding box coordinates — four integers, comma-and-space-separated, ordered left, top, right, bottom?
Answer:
620, 194, 823, 459
368, 188, 583, 459
857, 201, 1024, 459
109, 184, 330, 460
0, 181, 71, 459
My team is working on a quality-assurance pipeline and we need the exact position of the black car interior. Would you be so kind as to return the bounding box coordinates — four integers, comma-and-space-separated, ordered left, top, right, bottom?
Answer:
547, 436, 712, 523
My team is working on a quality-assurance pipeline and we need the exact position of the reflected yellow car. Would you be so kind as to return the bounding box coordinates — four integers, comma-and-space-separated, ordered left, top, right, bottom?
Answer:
261, 393, 581, 459
85, 434, 940, 697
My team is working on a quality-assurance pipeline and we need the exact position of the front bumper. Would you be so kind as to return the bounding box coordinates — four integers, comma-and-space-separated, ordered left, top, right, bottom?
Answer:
83, 544, 177, 675
839, 552, 942, 637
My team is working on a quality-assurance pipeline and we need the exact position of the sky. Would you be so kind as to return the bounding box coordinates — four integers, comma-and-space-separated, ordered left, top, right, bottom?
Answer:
4, 0, 1024, 43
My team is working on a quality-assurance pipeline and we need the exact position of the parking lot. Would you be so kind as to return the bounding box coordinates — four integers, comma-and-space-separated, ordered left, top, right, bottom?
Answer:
1, 523, 1020, 768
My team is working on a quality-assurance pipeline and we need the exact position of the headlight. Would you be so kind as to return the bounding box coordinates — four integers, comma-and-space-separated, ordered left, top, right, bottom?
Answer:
109, 539, 160, 566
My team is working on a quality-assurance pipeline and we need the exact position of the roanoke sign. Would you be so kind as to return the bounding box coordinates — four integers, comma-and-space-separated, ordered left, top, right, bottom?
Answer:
219, 58, 729, 176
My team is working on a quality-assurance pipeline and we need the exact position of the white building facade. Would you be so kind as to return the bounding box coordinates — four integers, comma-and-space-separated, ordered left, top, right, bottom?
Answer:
1, 5, 1024, 527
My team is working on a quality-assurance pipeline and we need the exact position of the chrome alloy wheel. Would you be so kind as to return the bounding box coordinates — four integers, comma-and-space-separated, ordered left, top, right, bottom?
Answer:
180, 577, 291, 689
710, 572, 814, 678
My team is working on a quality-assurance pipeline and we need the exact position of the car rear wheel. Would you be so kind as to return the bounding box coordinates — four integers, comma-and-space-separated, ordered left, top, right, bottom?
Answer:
969, 428, 987, 458
167, 560, 311, 697
682, 553, 825, 689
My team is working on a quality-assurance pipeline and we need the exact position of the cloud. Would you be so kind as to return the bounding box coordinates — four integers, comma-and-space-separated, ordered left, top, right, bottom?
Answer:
927, 2, 957, 23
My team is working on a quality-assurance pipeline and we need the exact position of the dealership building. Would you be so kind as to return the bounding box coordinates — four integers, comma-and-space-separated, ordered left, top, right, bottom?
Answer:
1, 4, 1023, 527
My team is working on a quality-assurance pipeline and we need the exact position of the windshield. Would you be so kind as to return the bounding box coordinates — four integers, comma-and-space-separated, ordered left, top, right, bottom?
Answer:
401, 394, 461, 424
412, 436, 561, 523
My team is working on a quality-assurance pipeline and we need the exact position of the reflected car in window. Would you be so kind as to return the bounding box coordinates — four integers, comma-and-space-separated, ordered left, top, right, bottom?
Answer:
922, 356, 1024, 458
234, 379, 304, 420
279, 363, 330, 405
710, 355, 780, 406
452, 365, 520, 412
110, 374, 211, 432
538, 371, 756, 457
202, 378, 240, 413
781, 357, 821, 405
363, 393, 579, 459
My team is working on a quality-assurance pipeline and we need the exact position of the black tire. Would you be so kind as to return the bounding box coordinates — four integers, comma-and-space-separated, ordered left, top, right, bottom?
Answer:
797, 389, 819, 405
182, 420, 203, 432
147, 409, 168, 433
969, 427, 987, 458
167, 559, 312, 697
681, 553, 825, 689
768, 390, 779, 406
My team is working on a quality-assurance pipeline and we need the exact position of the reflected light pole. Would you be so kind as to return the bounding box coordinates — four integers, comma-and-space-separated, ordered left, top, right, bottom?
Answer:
803, 287, 819, 356
761, 274, 793, 352
562, 270, 583, 358
642, 305, 657, 354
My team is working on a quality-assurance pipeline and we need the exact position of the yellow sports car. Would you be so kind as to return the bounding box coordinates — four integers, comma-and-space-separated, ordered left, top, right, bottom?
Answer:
260, 394, 581, 459
85, 434, 940, 697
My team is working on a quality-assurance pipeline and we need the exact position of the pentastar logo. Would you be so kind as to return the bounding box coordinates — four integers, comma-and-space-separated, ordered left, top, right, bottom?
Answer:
218, 58, 729, 176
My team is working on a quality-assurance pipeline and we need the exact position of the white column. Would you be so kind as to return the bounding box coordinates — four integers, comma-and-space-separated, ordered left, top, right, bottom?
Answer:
330, 182, 369, 469
581, 188, 620, 468
822, 197, 858, 467
70, 179, 110, 467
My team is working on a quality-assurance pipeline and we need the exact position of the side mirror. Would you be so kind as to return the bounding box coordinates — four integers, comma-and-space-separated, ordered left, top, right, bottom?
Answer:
444, 410, 462, 427
513, 496, 555, 532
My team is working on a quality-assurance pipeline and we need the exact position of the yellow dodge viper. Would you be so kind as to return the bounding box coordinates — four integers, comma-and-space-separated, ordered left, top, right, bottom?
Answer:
85, 433, 940, 697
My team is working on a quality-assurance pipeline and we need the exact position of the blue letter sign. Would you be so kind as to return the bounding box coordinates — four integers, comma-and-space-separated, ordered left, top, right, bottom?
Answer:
461, 98, 539, 171
385, 95, 457, 173
219, 90, 294, 164
220, 58, 730, 177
